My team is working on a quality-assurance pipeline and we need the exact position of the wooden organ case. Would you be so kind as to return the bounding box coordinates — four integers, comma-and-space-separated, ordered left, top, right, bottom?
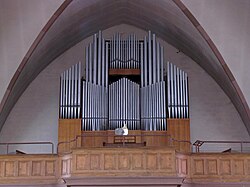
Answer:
58, 31, 190, 153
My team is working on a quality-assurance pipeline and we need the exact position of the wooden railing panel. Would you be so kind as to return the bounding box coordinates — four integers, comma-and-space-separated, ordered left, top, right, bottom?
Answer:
0, 155, 59, 185
69, 147, 177, 177
176, 153, 250, 183
0, 149, 250, 185
176, 152, 190, 178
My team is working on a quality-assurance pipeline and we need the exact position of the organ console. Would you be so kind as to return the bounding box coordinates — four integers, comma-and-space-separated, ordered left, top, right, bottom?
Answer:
58, 31, 190, 152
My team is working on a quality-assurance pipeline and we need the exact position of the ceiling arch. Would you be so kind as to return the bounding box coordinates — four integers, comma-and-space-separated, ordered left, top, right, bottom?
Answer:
0, 0, 249, 133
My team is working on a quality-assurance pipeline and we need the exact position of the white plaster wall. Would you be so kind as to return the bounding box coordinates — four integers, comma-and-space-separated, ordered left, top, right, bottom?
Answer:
0, 24, 248, 154
0, 0, 63, 101
0, 37, 88, 154
182, 0, 250, 108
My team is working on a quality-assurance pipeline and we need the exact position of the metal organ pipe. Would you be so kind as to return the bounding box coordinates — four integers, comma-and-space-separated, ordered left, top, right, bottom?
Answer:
152, 34, 156, 84
138, 37, 140, 69
73, 64, 76, 118
93, 34, 97, 84
71, 65, 74, 118
176, 67, 180, 117
98, 31, 102, 85
120, 35, 122, 68
131, 34, 133, 68
105, 42, 108, 88
130, 34, 132, 68
167, 62, 171, 118
148, 31, 152, 85
135, 35, 137, 68
123, 79, 125, 127
160, 46, 164, 81
114, 33, 117, 68
60, 73, 63, 118
63, 71, 66, 118
180, 69, 183, 118
163, 81, 167, 129
144, 36, 148, 86
157, 42, 160, 83
65, 69, 69, 119
140, 42, 144, 88
101, 39, 105, 128
71, 65, 74, 119
69, 67, 73, 118
170, 63, 174, 118
185, 73, 189, 118
89, 43, 93, 83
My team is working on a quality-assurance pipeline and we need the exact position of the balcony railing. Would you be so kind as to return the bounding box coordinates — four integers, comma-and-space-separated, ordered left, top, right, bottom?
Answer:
57, 133, 192, 154
0, 141, 54, 154
193, 140, 250, 153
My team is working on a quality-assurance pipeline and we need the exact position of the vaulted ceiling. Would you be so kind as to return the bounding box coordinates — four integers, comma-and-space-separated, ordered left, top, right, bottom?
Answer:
1, 0, 249, 133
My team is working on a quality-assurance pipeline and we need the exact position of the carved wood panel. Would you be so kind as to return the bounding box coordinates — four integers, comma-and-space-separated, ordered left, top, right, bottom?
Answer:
189, 154, 250, 182
5, 161, 15, 177
18, 161, 29, 177
70, 147, 176, 176
0, 155, 58, 185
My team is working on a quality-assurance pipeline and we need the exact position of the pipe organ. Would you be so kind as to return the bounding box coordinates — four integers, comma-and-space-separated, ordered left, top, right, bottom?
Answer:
59, 31, 189, 132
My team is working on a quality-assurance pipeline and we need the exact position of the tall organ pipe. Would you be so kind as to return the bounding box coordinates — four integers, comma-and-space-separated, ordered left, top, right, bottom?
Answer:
144, 36, 148, 86
176, 67, 180, 118
129, 35, 131, 69
152, 83, 156, 130
148, 31, 152, 85
108, 84, 111, 129
180, 70, 183, 118
71, 65, 75, 118
74, 64, 77, 118
115, 33, 116, 68
105, 42, 108, 129
157, 42, 160, 83
86, 46, 89, 82
152, 34, 156, 84
93, 34, 97, 84
174, 65, 178, 118
137, 83, 140, 129
82, 81, 85, 129
69, 67, 72, 118
60, 73, 63, 118
98, 31, 102, 85
140, 42, 144, 87
63, 72, 66, 118
89, 43, 93, 83
105, 42, 108, 88
185, 73, 189, 118
134, 34, 136, 68
163, 81, 166, 129
160, 46, 164, 81
65, 69, 69, 118
101, 39, 105, 126
167, 62, 170, 118
119, 33, 121, 69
